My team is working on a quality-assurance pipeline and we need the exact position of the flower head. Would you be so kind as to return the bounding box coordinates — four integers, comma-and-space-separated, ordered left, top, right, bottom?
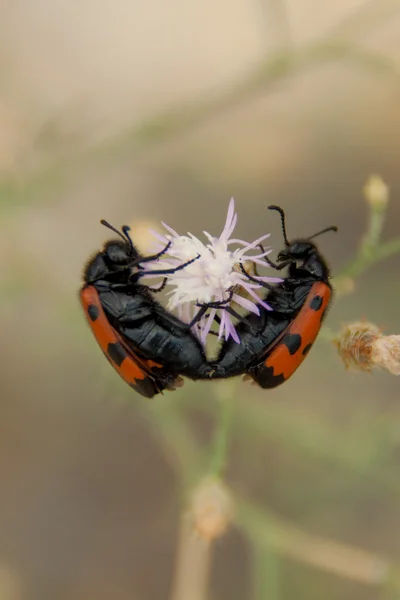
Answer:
334, 321, 400, 375
142, 198, 281, 343
334, 322, 381, 372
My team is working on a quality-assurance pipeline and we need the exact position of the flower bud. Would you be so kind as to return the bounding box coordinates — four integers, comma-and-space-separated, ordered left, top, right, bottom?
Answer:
190, 477, 234, 541
335, 322, 400, 376
371, 335, 400, 376
363, 175, 389, 209
334, 322, 381, 372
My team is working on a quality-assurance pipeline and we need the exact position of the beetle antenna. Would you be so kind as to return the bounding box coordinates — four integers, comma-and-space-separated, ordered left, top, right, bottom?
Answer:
308, 225, 338, 240
100, 220, 134, 252
121, 225, 135, 252
268, 205, 289, 246
100, 219, 125, 240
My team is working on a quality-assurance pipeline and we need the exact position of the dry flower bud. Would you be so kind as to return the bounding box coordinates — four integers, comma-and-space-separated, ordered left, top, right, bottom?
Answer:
334, 322, 381, 372
371, 335, 400, 375
190, 477, 234, 541
363, 175, 389, 209
335, 322, 400, 375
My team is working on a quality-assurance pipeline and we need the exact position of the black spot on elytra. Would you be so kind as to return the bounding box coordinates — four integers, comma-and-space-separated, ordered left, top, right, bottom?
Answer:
129, 379, 156, 398
283, 333, 302, 355
87, 304, 99, 321
250, 365, 286, 389
310, 295, 323, 311
107, 342, 128, 366
302, 343, 312, 356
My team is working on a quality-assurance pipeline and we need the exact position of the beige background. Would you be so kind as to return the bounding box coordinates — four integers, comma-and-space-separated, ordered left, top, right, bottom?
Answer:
0, 1, 400, 599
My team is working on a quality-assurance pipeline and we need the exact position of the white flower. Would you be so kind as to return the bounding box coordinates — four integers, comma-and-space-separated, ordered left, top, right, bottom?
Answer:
142, 198, 282, 343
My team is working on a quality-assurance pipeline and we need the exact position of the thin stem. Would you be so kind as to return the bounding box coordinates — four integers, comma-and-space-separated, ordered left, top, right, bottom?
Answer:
338, 236, 400, 280
136, 391, 400, 594
169, 380, 238, 600
170, 514, 212, 600
361, 202, 387, 255
142, 400, 204, 484
232, 396, 400, 497
252, 539, 281, 600
209, 379, 237, 476
237, 501, 398, 589
334, 183, 400, 286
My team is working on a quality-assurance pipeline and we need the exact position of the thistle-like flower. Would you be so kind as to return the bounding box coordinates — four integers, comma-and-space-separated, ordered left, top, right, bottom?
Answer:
142, 199, 281, 343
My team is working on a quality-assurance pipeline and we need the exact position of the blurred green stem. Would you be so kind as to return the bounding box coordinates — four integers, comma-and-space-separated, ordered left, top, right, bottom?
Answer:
338, 236, 400, 280
2, 41, 400, 212
336, 190, 400, 284
209, 379, 237, 476
133, 388, 400, 595
252, 539, 281, 600
361, 198, 387, 252
237, 500, 399, 590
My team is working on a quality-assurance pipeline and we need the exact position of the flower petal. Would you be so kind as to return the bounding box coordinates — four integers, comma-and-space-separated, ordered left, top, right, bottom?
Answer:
161, 221, 180, 237
239, 285, 272, 310
224, 314, 240, 343
219, 198, 237, 241
200, 308, 217, 345
232, 293, 260, 315
149, 229, 169, 243
228, 233, 270, 248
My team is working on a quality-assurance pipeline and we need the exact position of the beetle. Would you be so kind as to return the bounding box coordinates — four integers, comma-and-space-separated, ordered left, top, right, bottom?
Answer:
80, 221, 212, 397
210, 205, 337, 388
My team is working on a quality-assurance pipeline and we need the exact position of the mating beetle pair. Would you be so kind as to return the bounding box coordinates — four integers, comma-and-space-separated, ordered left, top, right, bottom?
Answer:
80, 207, 337, 397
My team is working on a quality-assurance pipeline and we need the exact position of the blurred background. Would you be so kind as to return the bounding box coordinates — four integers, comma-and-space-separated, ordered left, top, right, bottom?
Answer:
1, 1, 400, 598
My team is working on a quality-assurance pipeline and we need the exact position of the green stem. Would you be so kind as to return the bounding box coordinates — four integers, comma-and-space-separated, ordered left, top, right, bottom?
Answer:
338, 236, 400, 280
252, 539, 281, 600
361, 203, 387, 254
334, 189, 400, 285
237, 500, 399, 590
209, 379, 237, 476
